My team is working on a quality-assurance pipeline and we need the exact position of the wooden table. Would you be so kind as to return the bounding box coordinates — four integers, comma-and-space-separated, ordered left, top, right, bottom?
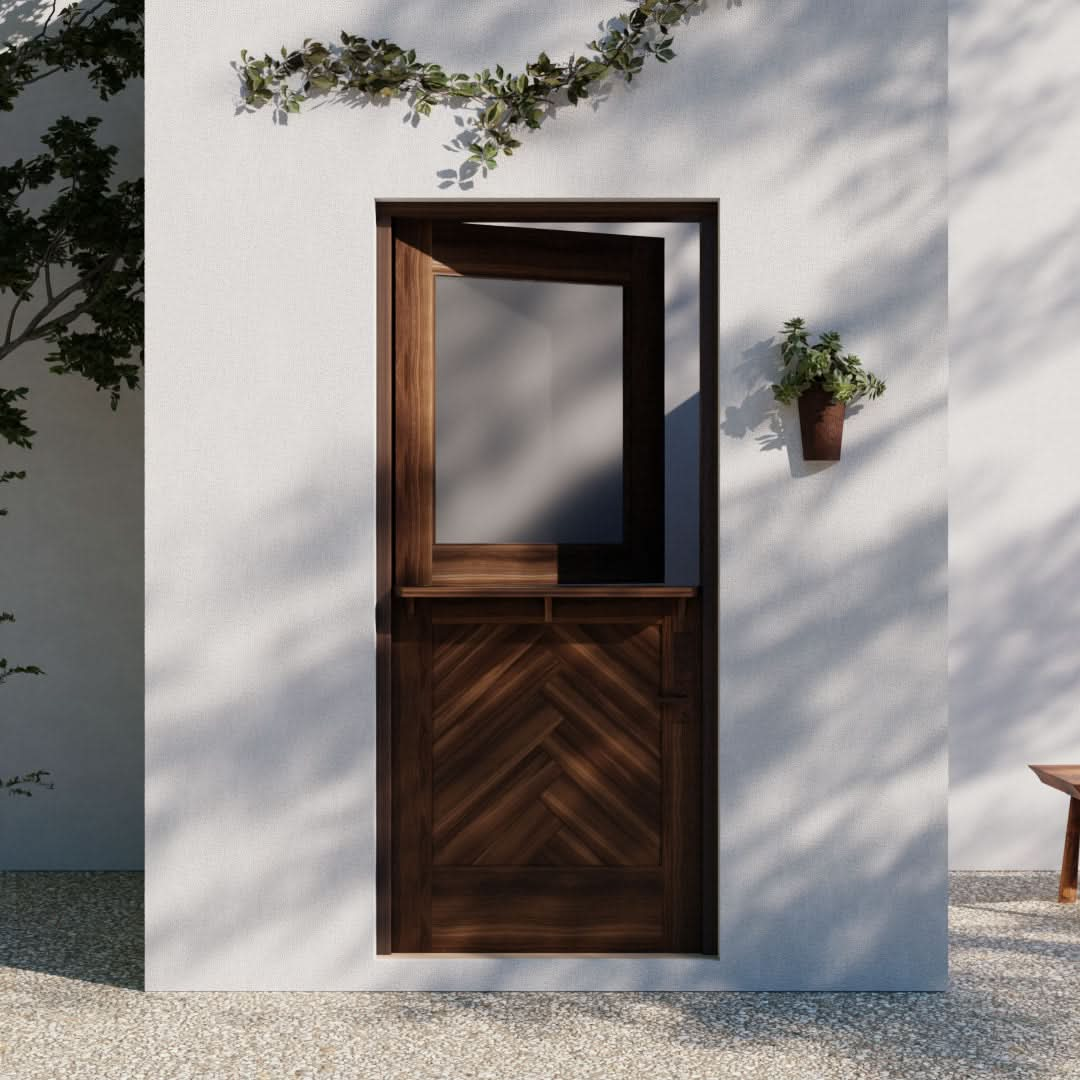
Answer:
1029, 765, 1080, 903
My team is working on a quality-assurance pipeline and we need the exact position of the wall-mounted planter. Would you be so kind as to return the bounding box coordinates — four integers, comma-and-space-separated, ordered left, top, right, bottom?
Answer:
798, 386, 846, 461
773, 318, 885, 463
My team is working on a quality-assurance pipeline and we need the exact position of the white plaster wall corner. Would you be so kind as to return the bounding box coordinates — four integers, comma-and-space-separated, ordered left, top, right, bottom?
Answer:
949, 0, 1080, 870
146, 1, 947, 989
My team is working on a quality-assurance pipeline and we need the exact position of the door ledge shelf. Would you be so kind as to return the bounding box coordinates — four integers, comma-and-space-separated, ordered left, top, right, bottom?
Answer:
396, 585, 698, 598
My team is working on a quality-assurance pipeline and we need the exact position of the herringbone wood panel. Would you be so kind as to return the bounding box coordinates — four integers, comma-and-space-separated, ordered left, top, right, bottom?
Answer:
431, 622, 662, 868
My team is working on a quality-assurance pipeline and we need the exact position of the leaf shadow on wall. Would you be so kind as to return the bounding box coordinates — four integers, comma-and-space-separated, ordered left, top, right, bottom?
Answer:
228, 1, 729, 190
0, 872, 143, 991
948, 0, 1080, 867
428, 0, 739, 189
15, 6, 1080, 1074
135, 451, 1063, 1074
0, 0, 55, 39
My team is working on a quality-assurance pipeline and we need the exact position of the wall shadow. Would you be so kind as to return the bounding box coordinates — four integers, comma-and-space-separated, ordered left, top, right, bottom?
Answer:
1, 0, 145, 872
140, 0, 959, 1001
0, 0, 56, 41
3, 877, 1074, 1077
0, 872, 143, 990
11, 0, 1073, 1034
948, 0, 1080, 868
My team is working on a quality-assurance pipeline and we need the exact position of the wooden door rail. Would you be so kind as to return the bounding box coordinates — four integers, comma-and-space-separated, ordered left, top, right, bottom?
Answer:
396, 585, 698, 599
395, 585, 697, 627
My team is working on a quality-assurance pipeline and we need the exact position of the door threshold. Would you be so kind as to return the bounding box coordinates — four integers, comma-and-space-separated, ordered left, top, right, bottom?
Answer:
384, 952, 714, 960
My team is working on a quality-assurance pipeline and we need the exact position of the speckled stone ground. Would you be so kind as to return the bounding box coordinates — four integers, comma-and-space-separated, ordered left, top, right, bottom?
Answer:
0, 872, 1077, 1079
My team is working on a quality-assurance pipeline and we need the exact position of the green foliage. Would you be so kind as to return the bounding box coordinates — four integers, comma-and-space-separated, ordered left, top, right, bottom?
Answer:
770, 317, 887, 407
1, 0, 145, 438
236, 0, 702, 174
0, 0, 143, 112
0, 386, 34, 449
0, 116, 143, 406
2, 1, 144, 798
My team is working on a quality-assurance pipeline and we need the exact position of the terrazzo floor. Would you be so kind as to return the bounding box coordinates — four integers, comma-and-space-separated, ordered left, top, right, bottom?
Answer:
1, 872, 1077, 1079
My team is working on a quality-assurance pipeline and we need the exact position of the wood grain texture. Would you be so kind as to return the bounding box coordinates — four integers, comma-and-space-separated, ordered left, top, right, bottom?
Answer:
375, 213, 394, 954
400, 585, 697, 599
379, 200, 718, 223
394, 220, 434, 586
698, 212, 719, 955
1061, 798, 1080, 903
393, 601, 702, 952
433, 221, 635, 284
391, 603, 433, 951
414, 221, 663, 585
431, 621, 662, 870
432, 544, 558, 586
1032, 766, 1080, 903
421, 596, 690, 627
662, 602, 702, 949
1030, 764, 1080, 800
431, 868, 665, 951
382, 207, 718, 954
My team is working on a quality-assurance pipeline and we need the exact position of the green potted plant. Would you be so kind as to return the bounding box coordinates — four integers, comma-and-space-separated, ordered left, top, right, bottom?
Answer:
770, 317, 886, 461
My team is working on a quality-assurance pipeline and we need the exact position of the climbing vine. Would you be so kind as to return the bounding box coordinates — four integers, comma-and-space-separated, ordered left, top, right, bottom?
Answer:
237, 1, 703, 173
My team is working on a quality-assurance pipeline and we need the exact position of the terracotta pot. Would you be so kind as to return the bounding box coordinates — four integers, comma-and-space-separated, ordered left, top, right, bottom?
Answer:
798, 386, 845, 461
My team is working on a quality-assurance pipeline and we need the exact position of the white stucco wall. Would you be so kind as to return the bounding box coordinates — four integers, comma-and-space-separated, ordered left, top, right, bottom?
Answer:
948, 0, 1080, 870
0, 12, 143, 870
6, 0, 1073, 914
145, 0, 948, 990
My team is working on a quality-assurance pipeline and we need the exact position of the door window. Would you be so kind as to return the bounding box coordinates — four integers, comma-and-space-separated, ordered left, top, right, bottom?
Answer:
434, 275, 624, 545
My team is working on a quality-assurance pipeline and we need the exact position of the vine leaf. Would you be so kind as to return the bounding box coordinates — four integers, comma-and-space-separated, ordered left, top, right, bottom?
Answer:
235, 1, 706, 180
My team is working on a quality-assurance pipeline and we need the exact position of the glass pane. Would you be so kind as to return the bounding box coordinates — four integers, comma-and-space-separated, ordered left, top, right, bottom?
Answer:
435, 275, 624, 544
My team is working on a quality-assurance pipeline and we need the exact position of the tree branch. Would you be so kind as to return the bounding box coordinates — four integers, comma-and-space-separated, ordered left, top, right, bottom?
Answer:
4, 289, 26, 349
31, 1, 59, 43
2, 166, 90, 350
0, 253, 119, 362
71, 0, 114, 28
18, 65, 63, 87
2, 0, 141, 103
24, 253, 115, 329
